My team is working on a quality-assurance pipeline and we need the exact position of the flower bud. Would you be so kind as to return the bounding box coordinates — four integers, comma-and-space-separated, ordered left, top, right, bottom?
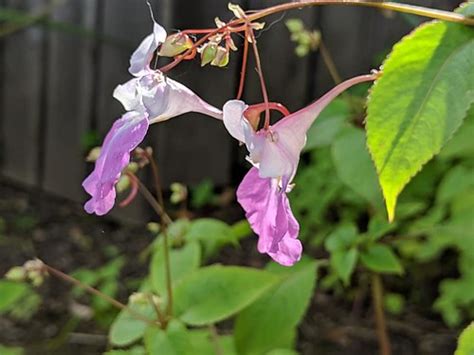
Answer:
200, 43, 218, 67
211, 47, 230, 67
5, 266, 26, 282
158, 33, 193, 57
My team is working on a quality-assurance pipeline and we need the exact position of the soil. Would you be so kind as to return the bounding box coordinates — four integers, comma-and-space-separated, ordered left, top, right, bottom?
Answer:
0, 179, 461, 355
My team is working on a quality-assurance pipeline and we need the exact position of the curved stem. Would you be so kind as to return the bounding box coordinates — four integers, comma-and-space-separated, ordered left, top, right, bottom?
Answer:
236, 27, 250, 100
245, 1, 474, 26
43, 263, 159, 327
248, 25, 270, 129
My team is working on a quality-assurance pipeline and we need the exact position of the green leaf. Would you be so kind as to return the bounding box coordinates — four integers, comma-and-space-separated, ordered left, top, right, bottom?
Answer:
109, 302, 154, 347
360, 244, 403, 275
104, 346, 145, 355
325, 224, 358, 252
185, 219, 236, 259
436, 165, 474, 204
305, 98, 350, 150
173, 265, 278, 326
235, 260, 317, 354
150, 241, 201, 296
0, 345, 24, 355
366, 17, 474, 221
331, 248, 358, 285
455, 322, 474, 355
144, 321, 190, 355
332, 128, 383, 207
0, 280, 29, 313
440, 106, 474, 159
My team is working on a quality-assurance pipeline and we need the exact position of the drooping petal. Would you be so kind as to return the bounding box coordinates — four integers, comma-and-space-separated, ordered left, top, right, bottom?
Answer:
223, 100, 248, 142
237, 167, 302, 266
83, 111, 149, 215
129, 21, 167, 77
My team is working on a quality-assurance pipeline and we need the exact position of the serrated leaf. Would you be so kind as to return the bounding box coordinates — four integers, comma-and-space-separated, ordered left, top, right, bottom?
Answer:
366, 18, 474, 221
332, 128, 383, 207
234, 260, 317, 354
440, 106, 474, 159
173, 265, 278, 326
360, 244, 403, 275
150, 241, 201, 296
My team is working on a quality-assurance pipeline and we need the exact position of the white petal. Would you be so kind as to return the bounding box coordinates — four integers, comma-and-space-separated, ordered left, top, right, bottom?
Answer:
223, 100, 248, 142
128, 21, 167, 77
113, 78, 140, 111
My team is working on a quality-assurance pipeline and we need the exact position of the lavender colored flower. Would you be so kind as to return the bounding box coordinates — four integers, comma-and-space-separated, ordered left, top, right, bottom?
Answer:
224, 74, 375, 265
83, 18, 222, 215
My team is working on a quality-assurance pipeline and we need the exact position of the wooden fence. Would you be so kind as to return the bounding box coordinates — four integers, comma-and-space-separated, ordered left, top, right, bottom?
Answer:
0, 0, 461, 210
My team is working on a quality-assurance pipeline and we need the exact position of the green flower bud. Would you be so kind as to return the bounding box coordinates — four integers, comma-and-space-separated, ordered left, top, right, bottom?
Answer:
200, 43, 218, 67
159, 33, 193, 57
211, 46, 230, 67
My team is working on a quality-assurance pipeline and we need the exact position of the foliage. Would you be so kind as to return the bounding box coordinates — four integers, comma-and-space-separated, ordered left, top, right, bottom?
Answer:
455, 322, 474, 355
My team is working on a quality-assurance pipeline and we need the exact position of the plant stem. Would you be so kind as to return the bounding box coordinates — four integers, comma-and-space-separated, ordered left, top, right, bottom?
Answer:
245, 1, 474, 26
371, 273, 391, 355
248, 25, 270, 129
236, 27, 250, 100
162, 229, 173, 318
319, 39, 342, 85
42, 263, 159, 327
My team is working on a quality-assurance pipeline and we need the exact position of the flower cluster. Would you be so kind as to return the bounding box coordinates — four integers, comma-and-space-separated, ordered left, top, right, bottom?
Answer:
83, 14, 373, 266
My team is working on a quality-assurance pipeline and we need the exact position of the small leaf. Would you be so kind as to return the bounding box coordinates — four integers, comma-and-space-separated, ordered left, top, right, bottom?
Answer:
109, 302, 154, 346
235, 260, 317, 354
455, 322, 474, 355
0, 280, 29, 313
331, 248, 358, 285
185, 219, 236, 259
366, 17, 474, 221
360, 244, 403, 275
173, 265, 278, 326
325, 224, 358, 252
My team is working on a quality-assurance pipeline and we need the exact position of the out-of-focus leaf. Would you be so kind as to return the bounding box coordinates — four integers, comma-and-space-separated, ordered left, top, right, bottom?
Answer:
360, 244, 404, 275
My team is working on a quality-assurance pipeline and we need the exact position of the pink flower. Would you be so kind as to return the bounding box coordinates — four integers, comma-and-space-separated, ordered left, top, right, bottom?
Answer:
83, 18, 222, 215
224, 74, 375, 265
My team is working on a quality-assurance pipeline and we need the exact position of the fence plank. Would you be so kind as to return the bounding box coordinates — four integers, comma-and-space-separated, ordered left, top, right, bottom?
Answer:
41, 0, 97, 199
244, 0, 319, 112
1, 0, 46, 185
152, 0, 237, 187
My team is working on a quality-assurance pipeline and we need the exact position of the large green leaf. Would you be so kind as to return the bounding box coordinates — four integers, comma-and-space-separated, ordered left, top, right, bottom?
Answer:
332, 128, 383, 207
173, 265, 278, 326
366, 11, 474, 221
150, 241, 201, 296
234, 260, 317, 355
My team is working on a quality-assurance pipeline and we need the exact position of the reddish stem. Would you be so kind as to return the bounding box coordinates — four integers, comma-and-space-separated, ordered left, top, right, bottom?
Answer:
119, 176, 139, 207
236, 27, 249, 100
248, 25, 270, 129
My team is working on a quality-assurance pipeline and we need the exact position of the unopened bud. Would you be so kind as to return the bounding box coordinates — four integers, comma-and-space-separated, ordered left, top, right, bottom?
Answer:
170, 183, 188, 204
5, 266, 26, 282
200, 43, 218, 67
86, 147, 101, 162
228, 3, 246, 19
211, 47, 230, 67
147, 222, 161, 234
159, 33, 193, 57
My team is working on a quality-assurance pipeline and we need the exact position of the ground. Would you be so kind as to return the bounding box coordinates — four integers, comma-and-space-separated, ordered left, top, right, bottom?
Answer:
0, 179, 460, 354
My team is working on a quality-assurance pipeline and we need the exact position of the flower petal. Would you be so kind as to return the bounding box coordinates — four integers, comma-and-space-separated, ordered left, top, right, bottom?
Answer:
113, 77, 140, 111
237, 167, 302, 266
223, 100, 248, 142
83, 111, 149, 215
129, 21, 167, 77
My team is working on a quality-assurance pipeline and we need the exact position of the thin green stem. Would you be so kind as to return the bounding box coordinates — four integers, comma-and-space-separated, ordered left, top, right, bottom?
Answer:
162, 229, 173, 319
